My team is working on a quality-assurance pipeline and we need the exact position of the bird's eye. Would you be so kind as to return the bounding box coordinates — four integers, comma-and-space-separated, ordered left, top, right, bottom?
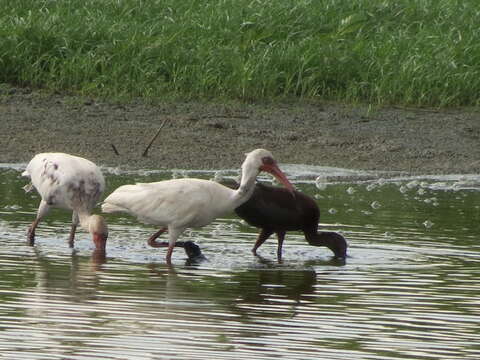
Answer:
262, 156, 275, 165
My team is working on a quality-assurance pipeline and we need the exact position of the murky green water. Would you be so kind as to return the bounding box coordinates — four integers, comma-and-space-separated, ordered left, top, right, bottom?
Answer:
1, 165, 479, 359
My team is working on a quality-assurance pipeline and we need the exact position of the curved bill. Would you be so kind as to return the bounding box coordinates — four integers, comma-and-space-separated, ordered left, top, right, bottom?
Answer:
93, 233, 108, 251
260, 163, 295, 192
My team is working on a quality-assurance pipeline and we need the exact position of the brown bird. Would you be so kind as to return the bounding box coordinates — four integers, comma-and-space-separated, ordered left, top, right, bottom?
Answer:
225, 180, 348, 260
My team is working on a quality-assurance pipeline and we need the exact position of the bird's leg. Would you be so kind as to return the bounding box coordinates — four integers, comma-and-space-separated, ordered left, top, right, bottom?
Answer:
68, 212, 79, 248
68, 224, 77, 248
252, 228, 274, 256
165, 227, 183, 265
27, 200, 50, 246
276, 230, 286, 262
27, 218, 40, 246
166, 245, 174, 265
147, 227, 168, 248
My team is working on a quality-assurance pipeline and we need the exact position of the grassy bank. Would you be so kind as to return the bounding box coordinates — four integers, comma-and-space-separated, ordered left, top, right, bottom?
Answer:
1, 0, 479, 106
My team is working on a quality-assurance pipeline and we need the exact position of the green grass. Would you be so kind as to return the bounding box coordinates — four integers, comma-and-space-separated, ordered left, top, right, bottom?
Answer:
1, 0, 480, 106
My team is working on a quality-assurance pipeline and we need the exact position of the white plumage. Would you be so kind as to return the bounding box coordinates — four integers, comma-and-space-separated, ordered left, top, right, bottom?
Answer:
102, 179, 234, 227
22, 153, 108, 250
102, 149, 293, 263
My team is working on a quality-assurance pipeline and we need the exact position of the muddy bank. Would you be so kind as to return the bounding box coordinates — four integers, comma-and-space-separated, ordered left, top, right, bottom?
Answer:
1, 88, 479, 174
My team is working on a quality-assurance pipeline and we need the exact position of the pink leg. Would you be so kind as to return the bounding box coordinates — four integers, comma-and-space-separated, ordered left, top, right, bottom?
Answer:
164, 227, 184, 265
147, 227, 168, 248
27, 218, 41, 246
252, 228, 274, 256
27, 200, 50, 246
68, 212, 79, 248
166, 244, 174, 265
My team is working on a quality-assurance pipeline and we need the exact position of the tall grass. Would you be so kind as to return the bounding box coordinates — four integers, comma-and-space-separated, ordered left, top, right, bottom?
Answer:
1, 0, 479, 106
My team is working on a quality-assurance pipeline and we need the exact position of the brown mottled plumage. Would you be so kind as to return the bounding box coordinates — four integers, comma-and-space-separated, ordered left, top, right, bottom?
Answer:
22, 153, 108, 250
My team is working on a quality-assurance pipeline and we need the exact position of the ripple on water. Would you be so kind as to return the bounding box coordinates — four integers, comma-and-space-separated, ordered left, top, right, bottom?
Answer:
0, 167, 480, 359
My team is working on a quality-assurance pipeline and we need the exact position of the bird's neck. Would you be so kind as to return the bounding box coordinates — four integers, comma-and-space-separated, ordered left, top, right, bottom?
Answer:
307, 231, 336, 244
307, 231, 345, 255
231, 169, 257, 208
78, 212, 94, 232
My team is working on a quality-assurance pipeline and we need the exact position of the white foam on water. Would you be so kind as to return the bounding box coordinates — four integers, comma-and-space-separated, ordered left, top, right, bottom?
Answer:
2, 162, 479, 184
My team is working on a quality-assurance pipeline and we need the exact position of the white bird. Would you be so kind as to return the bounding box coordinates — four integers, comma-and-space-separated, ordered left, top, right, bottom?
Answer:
22, 153, 108, 251
102, 149, 294, 264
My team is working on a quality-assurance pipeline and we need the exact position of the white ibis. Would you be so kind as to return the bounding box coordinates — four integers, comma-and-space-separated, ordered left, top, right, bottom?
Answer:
101, 148, 294, 264
224, 180, 348, 260
22, 153, 108, 251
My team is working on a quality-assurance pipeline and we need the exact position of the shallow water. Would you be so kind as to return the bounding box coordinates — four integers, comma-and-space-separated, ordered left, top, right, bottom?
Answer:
1, 165, 479, 360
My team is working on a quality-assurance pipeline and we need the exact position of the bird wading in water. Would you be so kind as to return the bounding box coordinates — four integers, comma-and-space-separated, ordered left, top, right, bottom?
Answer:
101, 149, 294, 264
22, 153, 108, 251
223, 180, 348, 260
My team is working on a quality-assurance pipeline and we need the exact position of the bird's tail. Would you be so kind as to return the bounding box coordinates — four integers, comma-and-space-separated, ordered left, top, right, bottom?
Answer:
101, 202, 128, 214
20, 167, 34, 192
22, 182, 34, 193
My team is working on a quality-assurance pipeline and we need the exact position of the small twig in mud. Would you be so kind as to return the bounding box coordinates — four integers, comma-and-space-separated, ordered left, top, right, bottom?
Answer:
142, 118, 168, 157
111, 144, 120, 156
188, 114, 249, 121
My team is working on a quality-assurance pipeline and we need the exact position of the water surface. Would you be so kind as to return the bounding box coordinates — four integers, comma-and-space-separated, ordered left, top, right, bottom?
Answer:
1, 165, 479, 359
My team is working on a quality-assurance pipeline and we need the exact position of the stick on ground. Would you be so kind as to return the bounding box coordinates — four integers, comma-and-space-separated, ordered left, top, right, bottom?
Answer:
142, 119, 168, 157
111, 144, 120, 155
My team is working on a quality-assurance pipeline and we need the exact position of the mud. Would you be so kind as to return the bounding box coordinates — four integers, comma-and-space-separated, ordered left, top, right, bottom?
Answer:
1, 86, 479, 174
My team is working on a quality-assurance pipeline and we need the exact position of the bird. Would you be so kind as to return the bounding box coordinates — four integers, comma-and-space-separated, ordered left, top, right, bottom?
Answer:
176, 241, 207, 264
22, 153, 108, 251
223, 180, 348, 260
101, 148, 294, 264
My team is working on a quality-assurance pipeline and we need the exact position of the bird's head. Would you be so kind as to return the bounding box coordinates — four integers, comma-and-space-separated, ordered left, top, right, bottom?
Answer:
323, 232, 348, 259
183, 241, 203, 259
89, 214, 108, 251
243, 149, 294, 192
175, 241, 206, 264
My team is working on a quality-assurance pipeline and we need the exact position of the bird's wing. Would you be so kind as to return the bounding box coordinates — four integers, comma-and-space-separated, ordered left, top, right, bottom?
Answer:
24, 153, 105, 209
102, 179, 229, 227
102, 182, 182, 225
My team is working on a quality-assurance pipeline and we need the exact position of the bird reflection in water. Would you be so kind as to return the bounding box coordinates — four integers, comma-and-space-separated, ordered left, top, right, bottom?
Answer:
30, 247, 104, 303
90, 248, 108, 271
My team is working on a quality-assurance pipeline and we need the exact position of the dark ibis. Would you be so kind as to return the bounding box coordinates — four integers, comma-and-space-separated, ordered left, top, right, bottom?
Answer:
224, 180, 348, 260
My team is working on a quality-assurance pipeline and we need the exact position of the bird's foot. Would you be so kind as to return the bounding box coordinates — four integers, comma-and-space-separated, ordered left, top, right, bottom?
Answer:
252, 249, 265, 260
